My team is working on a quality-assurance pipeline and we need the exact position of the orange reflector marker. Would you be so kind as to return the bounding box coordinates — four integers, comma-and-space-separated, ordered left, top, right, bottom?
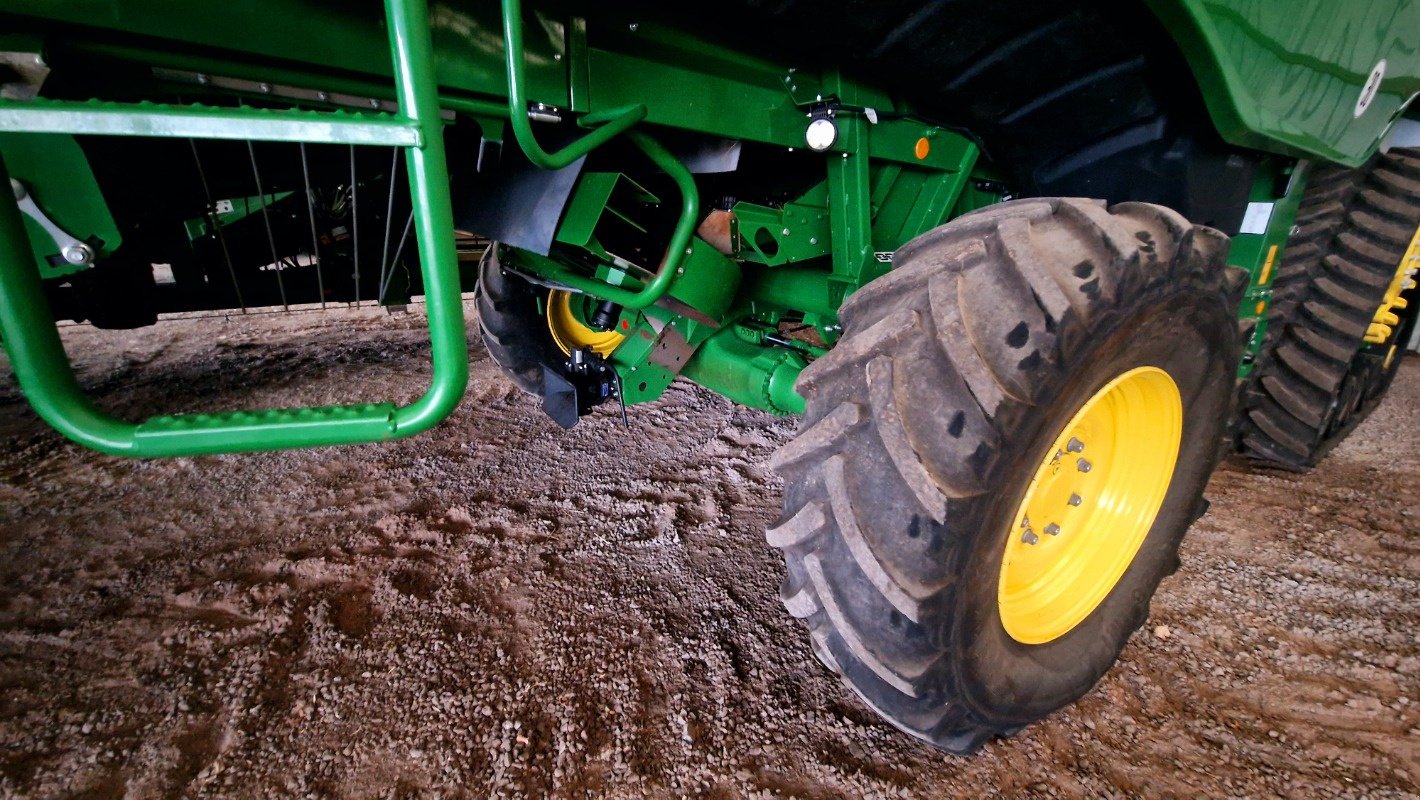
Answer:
915, 137, 931, 160
1255, 301, 1266, 315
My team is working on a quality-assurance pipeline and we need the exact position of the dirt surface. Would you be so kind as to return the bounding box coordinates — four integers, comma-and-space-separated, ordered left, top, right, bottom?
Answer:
0, 305, 1416, 798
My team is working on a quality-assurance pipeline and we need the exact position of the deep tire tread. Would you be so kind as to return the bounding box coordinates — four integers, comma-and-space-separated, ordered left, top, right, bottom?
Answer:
474, 246, 559, 395
769, 198, 1238, 753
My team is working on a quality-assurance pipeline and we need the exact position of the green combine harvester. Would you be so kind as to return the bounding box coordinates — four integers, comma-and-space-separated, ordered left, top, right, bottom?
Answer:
1, 0, 1416, 753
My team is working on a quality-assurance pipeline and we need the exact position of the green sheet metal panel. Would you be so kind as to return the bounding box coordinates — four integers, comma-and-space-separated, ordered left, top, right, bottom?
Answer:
1148, 0, 1420, 166
0, 132, 121, 278
9, 1, 1414, 165
0, 0, 568, 109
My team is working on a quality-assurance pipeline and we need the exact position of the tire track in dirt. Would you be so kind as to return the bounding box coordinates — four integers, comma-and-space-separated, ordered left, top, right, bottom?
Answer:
0, 306, 1415, 797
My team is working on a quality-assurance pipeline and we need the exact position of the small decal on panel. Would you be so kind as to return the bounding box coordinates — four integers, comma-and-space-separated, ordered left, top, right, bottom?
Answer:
1355, 59, 1386, 118
1239, 202, 1274, 235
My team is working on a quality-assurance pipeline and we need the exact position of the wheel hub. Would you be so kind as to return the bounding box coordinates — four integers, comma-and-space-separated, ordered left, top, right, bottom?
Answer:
997, 366, 1183, 645
546, 289, 625, 357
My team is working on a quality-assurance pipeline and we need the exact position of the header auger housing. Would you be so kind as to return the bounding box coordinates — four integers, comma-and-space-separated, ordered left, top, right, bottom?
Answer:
1, 0, 1416, 754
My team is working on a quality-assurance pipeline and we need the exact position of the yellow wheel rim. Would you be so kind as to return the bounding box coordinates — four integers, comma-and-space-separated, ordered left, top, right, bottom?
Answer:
997, 366, 1183, 645
546, 290, 625, 357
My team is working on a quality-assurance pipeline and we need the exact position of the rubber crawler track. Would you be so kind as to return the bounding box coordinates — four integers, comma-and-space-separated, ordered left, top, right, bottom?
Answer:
1238, 149, 1420, 469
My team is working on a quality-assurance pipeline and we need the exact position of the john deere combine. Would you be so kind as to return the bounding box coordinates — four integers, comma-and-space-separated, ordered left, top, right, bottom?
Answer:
1, 0, 1416, 753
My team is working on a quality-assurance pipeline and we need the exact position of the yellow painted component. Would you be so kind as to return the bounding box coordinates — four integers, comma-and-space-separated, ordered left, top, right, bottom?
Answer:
1384, 344, 1398, 370
546, 289, 625, 357
1365, 224, 1420, 345
997, 366, 1183, 645
1258, 244, 1279, 285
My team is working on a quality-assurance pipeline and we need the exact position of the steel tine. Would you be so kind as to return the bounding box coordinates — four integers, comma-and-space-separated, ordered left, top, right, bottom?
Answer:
378, 148, 400, 307
350, 144, 360, 307
187, 139, 246, 313
246, 140, 289, 311
299, 143, 326, 310
379, 209, 414, 304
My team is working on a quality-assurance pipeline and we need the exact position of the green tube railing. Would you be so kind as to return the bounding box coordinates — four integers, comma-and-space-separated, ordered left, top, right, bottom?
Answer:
385, 0, 469, 438
500, 0, 646, 170
495, 0, 696, 310
0, 0, 467, 456
520, 131, 699, 309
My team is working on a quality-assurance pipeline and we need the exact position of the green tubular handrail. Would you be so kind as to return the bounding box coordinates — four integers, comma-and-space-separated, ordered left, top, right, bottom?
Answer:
0, 100, 423, 146
383, 0, 469, 439
517, 131, 699, 310
0, 0, 467, 457
500, 0, 646, 169
498, 0, 696, 309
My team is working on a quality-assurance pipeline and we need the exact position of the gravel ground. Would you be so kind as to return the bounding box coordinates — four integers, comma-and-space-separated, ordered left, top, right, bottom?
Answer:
0, 305, 1415, 798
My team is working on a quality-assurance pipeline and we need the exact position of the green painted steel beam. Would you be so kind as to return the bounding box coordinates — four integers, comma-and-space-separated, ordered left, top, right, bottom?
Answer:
826, 145, 873, 292
0, 98, 422, 146
0, 1, 569, 113
1229, 159, 1306, 379
11, 0, 1409, 166
740, 267, 841, 321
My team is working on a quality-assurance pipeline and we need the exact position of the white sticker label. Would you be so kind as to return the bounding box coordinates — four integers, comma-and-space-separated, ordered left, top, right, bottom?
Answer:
1355, 59, 1386, 118
1239, 202, 1274, 235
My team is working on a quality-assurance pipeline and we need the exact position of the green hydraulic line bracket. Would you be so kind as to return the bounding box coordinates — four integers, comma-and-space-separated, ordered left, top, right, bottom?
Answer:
0, 0, 467, 456
500, 0, 646, 169
517, 130, 698, 309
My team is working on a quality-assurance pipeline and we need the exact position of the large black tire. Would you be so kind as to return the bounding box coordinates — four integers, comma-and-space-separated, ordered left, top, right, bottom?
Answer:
1237, 149, 1420, 469
474, 245, 560, 395
767, 198, 1242, 753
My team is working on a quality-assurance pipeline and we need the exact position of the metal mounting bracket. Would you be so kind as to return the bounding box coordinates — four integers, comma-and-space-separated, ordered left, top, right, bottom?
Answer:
11, 178, 94, 268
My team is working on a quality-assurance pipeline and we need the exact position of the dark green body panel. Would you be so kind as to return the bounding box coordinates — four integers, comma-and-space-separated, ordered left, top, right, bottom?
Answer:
4, 1, 1414, 162
1, 2, 566, 108
1147, 0, 1420, 165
